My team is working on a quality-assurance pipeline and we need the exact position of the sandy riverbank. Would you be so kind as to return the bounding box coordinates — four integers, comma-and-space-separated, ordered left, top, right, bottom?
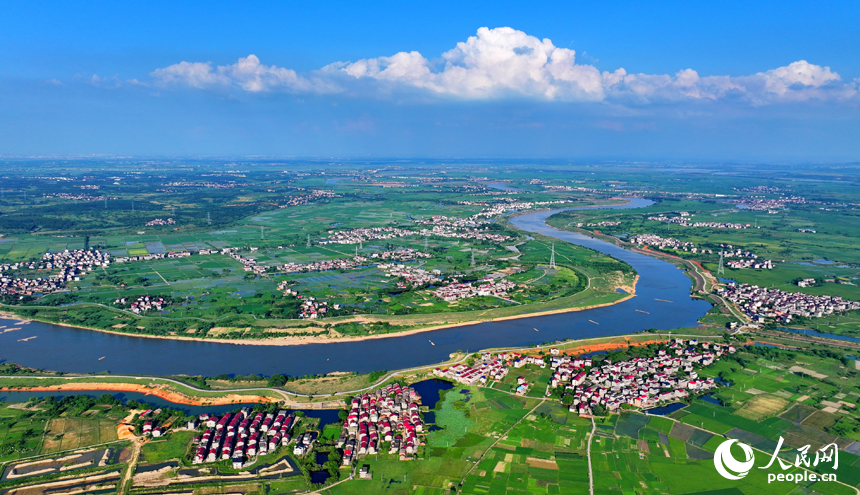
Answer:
0, 383, 281, 406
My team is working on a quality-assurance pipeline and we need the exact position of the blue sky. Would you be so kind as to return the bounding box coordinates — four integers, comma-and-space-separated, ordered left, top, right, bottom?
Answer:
1, 0, 858, 160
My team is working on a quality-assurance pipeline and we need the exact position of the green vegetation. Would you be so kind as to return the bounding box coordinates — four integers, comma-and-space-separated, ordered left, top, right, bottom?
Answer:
139, 430, 196, 462
0, 395, 129, 463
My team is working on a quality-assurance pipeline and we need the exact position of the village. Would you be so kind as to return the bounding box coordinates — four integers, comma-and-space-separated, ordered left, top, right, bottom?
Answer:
718, 282, 860, 323
432, 278, 519, 302
0, 248, 111, 297
144, 217, 176, 226
631, 234, 700, 252
277, 248, 432, 274
279, 189, 342, 209
647, 214, 750, 229
43, 192, 107, 201
336, 382, 424, 465
434, 338, 734, 414
114, 295, 168, 313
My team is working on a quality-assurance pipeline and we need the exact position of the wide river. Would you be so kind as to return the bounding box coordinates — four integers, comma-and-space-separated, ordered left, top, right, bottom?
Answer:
0, 198, 711, 376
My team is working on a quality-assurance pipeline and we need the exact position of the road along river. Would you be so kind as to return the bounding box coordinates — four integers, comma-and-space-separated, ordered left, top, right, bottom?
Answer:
0, 199, 711, 376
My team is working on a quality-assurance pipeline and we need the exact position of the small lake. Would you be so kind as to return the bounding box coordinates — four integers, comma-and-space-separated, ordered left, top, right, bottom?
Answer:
411, 378, 454, 409
644, 402, 687, 416
778, 327, 860, 344
482, 182, 524, 192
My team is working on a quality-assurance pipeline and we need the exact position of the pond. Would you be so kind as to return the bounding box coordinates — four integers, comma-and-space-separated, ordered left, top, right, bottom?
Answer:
411, 378, 454, 409
310, 470, 330, 484
778, 327, 860, 344
644, 402, 687, 416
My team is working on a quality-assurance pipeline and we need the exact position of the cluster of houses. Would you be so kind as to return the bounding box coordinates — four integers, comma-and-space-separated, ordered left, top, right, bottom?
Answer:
433, 278, 518, 302
0, 248, 110, 297
219, 248, 267, 276
161, 180, 248, 188
738, 196, 808, 211
796, 278, 818, 288
717, 283, 860, 323
462, 199, 574, 220
145, 218, 176, 226
115, 252, 166, 263
279, 189, 342, 208
139, 410, 166, 437
321, 227, 416, 245
648, 215, 750, 229
114, 295, 167, 313
44, 192, 105, 201
277, 282, 334, 319
279, 257, 359, 274
278, 249, 432, 274
190, 409, 302, 468
726, 258, 774, 269
380, 264, 442, 287
336, 383, 424, 465
559, 339, 733, 414
543, 184, 599, 193
433, 358, 510, 386
630, 234, 699, 252
414, 215, 486, 229
114, 250, 192, 264
583, 221, 621, 227
417, 225, 511, 243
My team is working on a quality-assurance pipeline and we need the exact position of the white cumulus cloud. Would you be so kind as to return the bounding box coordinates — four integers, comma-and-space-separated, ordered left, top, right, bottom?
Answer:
148, 27, 857, 104
151, 54, 336, 93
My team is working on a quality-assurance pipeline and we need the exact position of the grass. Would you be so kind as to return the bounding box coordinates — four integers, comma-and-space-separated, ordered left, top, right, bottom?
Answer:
139, 430, 196, 463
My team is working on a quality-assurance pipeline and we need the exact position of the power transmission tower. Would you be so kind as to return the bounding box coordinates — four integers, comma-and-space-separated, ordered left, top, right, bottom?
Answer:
131, 200, 134, 212
549, 244, 557, 269
355, 246, 358, 257
261, 227, 265, 240
359, 240, 363, 250
470, 249, 475, 267
718, 251, 725, 275
207, 212, 212, 225
104, 197, 107, 209
424, 236, 428, 251
307, 234, 311, 247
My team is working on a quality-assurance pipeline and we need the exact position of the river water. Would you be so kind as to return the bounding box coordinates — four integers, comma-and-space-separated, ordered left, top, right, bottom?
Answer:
0, 199, 711, 376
